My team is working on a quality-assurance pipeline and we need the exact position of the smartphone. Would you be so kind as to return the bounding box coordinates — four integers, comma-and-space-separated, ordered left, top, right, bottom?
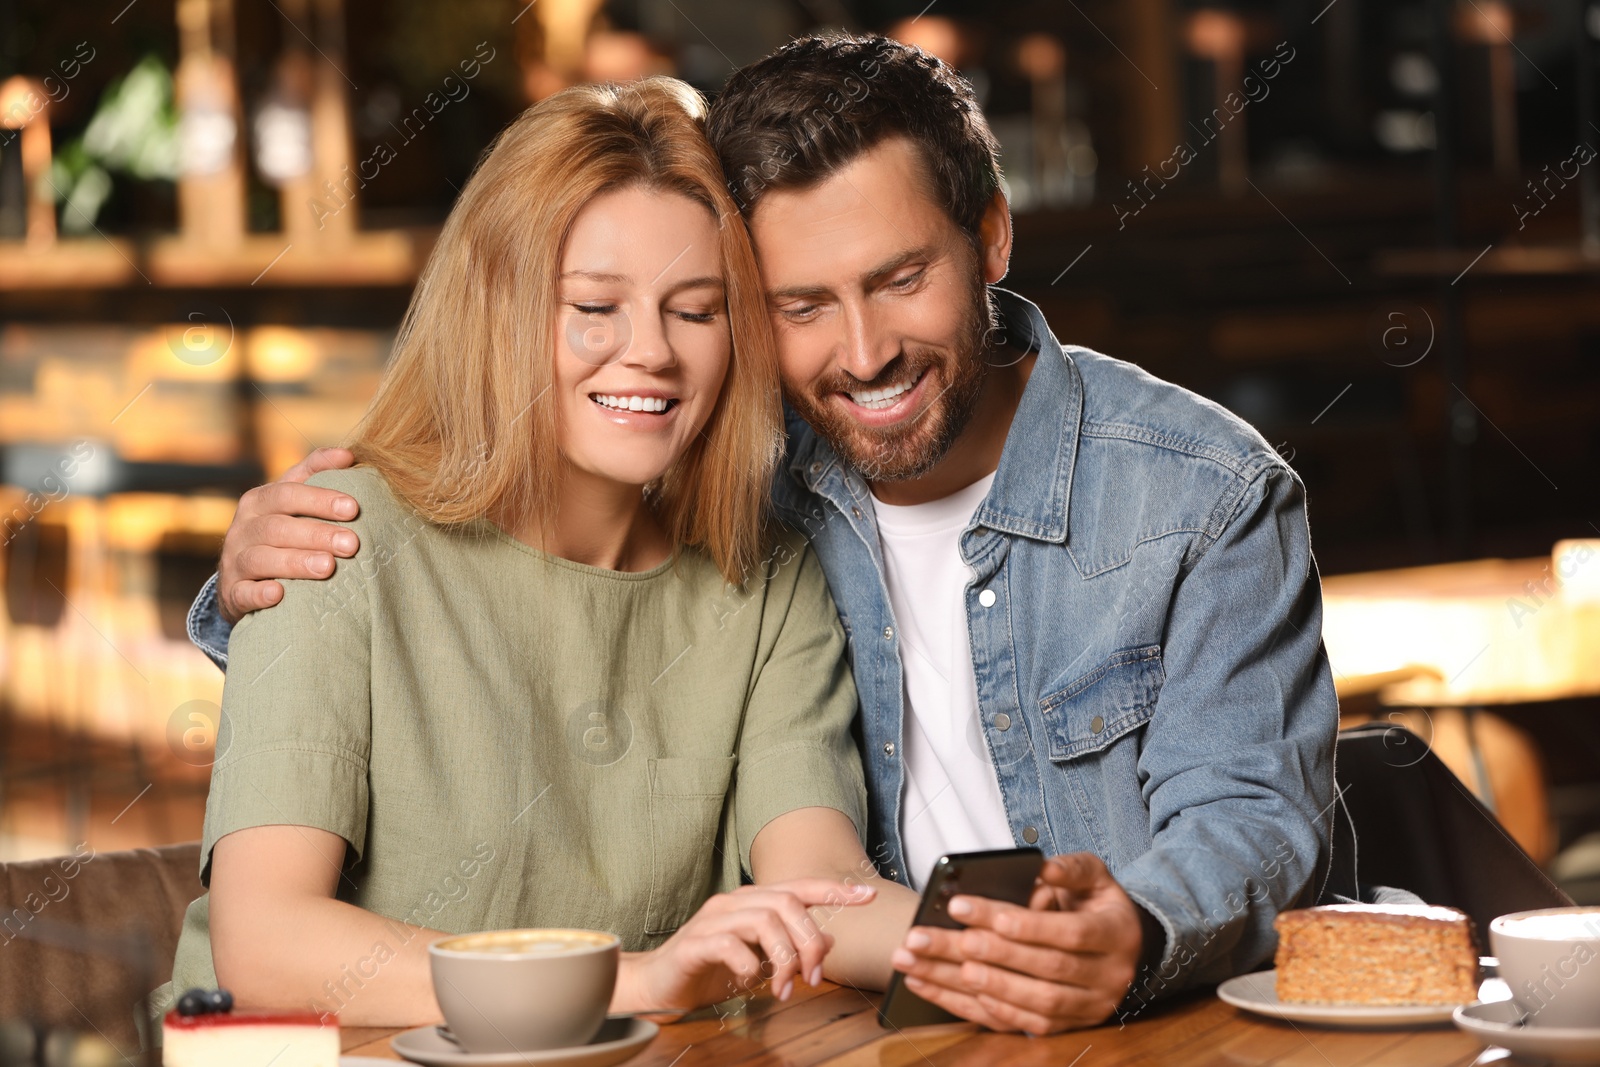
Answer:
877, 847, 1045, 1030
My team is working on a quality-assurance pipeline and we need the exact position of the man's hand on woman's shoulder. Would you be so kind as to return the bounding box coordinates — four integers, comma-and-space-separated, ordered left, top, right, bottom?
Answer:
218, 447, 362, 624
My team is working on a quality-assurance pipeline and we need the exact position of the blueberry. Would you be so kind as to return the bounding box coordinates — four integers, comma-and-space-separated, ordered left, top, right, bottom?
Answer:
176, 989, 209, 1017
207, 989, 234, 1013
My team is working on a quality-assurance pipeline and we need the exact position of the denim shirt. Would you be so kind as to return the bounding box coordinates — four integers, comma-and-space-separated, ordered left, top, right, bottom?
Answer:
769, 288, 1337, 1000
187, 287, 1337, 1002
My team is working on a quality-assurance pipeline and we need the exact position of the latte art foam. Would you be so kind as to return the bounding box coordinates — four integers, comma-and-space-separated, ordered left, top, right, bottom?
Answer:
1496, 911, 1600, 942
437, 929, 616, 957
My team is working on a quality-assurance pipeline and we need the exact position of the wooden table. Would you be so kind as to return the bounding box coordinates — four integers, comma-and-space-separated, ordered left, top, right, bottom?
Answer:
340, 980, 1501, 1066
1320, 553, 1600, 707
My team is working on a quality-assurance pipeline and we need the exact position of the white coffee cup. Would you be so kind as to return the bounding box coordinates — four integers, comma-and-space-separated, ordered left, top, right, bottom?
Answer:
429, 928, 620, 1053
1489, 907, 1600, 1029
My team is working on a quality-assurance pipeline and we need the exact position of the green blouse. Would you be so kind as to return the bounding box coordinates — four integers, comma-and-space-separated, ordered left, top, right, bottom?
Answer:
167, 466, 866, 1002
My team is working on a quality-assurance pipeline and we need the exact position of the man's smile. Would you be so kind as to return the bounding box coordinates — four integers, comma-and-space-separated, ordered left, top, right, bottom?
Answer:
833, 366, 936, 428
844, 367, 929, 411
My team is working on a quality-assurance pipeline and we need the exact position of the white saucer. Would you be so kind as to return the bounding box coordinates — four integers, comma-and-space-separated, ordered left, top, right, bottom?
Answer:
1454, 1000, 1600, 1064
1216, 970, 1461, 1028
389, 1016, 657, 1066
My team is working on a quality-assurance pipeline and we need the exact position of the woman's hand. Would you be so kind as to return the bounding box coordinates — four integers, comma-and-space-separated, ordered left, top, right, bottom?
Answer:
748, 807, 923, 993
615, 879, 875, 1014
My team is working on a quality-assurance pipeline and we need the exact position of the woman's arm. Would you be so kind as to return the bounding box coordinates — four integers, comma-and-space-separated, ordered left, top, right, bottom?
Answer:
736, 542, 914, 989
209, 826, 447, 1026
750, 807, 919, 991
211, 823, 875, 1023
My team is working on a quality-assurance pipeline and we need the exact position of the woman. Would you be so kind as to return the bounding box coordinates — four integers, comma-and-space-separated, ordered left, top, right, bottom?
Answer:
165, 77, 914, 1026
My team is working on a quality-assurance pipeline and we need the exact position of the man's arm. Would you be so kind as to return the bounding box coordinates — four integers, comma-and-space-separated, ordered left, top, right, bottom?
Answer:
187, 447, 361, 668
891, 464, 1338, 1033
1108, 464, 1337, 1001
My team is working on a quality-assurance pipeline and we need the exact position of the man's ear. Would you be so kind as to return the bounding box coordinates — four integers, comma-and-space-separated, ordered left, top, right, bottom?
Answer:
976, 190, 1013, 285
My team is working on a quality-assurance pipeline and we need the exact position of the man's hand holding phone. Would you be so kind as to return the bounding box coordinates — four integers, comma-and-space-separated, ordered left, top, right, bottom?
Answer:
889, 852, 1145, 1036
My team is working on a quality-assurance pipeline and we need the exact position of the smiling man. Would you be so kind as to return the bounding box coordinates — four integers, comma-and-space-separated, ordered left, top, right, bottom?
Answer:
184, 33, 1337, 1035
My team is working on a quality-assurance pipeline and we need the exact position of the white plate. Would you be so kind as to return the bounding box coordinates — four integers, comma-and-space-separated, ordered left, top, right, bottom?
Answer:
1216, 970, 1461, 1028
1454, 999, 1600, 1064
388, 1017, 657, 1067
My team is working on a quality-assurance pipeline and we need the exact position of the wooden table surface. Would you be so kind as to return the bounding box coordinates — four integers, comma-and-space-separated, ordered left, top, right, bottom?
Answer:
1320, 553, 1600, 706
340, 980, 1504, 1066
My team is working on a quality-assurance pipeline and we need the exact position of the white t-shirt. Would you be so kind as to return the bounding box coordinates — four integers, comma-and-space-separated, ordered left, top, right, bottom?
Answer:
871, 473, 1014, 890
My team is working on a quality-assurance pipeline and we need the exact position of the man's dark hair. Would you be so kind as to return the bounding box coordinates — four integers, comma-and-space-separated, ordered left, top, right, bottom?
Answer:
705, 32, 1002, 239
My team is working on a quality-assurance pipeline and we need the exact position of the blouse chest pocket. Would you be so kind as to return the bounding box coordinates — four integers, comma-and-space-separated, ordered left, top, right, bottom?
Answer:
1039, 646, 1164, 762
645, 755, 737, 935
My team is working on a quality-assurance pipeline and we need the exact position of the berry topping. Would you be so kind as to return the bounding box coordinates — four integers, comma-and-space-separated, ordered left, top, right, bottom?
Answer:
175, 988, 234, 1017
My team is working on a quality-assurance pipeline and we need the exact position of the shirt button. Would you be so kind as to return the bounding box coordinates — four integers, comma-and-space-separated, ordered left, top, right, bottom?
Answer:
978, 588, 997, 608
851, 506, 862, 519
883, 741, 896, 757
994, 712, 1012, 731
883, 626, 894, 640
1022, 826, 1039, 844
1090, 715, 1105, 734
888, 868, 900, 881
810, 462, 823, 474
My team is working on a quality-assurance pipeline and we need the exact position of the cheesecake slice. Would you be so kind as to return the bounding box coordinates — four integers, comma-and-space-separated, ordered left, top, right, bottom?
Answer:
1273, 903, 1479, 1005
162, 1007, 339, 1066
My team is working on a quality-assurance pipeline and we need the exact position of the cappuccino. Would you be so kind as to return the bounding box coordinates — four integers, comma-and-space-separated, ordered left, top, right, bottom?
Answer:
437, 929, 615, 956
1493, 912, 1600, 943
1491, 908, 1600, 1029
430, 928, 619, 1053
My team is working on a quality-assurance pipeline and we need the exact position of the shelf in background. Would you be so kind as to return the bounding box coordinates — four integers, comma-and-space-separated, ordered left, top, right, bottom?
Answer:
1376, 242, 1600, 279
0, 230, 429, 290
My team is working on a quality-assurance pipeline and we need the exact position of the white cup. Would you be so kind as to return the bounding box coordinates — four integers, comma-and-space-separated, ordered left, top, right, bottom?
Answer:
1490, 907, 1600, 1029
429, 928, 620, 1053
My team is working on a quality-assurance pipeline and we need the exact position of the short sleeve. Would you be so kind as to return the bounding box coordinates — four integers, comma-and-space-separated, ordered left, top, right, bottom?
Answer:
197, 469, 378, 885
732, 532, 868, 873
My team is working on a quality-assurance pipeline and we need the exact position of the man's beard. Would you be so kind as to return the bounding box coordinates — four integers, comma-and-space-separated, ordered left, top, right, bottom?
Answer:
789, 282, 994, 483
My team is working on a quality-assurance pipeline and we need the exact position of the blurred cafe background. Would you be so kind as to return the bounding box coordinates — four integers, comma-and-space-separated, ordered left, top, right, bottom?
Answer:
0, 0, 1598, 901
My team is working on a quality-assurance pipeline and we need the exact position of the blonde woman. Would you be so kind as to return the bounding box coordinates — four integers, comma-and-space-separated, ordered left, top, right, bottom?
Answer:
165, 78, 916, 1026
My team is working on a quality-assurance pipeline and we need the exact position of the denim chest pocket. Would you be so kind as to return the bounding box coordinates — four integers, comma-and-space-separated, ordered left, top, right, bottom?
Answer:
645, 755, 736, 934
1039, 646, 1165, 761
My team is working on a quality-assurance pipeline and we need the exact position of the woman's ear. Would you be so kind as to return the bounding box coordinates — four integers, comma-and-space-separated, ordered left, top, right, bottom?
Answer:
976, 191, 1013, 285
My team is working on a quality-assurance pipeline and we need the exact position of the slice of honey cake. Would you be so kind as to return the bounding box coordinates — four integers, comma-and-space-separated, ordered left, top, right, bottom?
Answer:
1273, 904, 1479, 1005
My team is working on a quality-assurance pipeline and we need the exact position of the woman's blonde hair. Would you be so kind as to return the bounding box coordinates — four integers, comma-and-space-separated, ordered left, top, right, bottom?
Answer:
350, 77, 781, 584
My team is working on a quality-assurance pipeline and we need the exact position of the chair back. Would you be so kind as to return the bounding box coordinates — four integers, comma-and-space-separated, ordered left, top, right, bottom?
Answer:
1325, 722, 1570, 938
0, 842, 201, 1048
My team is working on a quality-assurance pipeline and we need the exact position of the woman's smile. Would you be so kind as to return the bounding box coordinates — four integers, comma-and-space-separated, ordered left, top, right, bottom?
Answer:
588, 388, 683, 427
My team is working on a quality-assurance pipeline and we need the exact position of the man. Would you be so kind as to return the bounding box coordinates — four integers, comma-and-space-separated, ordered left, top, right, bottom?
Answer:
187, 33, 1336, 1034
